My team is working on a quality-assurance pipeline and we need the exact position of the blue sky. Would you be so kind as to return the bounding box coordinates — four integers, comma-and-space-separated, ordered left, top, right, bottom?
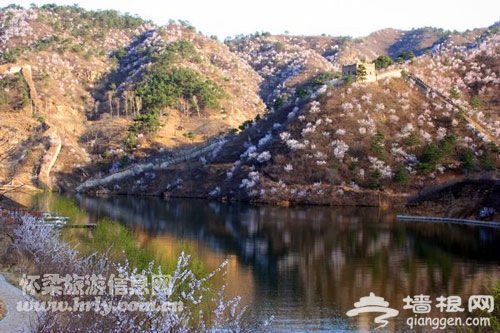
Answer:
7, 0, 500, 39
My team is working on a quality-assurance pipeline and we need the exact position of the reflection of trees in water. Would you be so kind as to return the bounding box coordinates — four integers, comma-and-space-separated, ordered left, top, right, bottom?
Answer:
75, 195, 500, 313
404, 223, 500, 262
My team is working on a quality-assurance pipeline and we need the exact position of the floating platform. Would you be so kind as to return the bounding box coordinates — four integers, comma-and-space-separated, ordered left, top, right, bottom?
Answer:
41, 213, 96, 228
397, 215, 500, 229
63, 224, 97, 228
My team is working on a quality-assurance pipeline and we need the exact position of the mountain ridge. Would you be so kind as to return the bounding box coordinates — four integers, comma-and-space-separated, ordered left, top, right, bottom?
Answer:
0, 5, 499, 218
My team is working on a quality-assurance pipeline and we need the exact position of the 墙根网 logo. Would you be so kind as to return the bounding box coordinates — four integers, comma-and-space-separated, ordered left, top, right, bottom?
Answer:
346, 292, 399, 329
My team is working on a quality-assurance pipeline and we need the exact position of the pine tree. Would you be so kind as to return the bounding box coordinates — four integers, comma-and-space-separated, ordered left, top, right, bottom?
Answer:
356, 64, 367, 82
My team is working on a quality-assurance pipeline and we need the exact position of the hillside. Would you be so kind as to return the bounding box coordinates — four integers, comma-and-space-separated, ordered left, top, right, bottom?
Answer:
335, 27, 485, 64
1, 4, 499, 214
411, 30, 500, 140
76, 25, 500, 219
227, 33, 336, 106
0, 5, 264, 191
223, 26, 488, 112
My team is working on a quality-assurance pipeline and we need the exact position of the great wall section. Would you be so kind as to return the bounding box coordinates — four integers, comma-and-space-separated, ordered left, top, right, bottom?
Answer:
405, 73, 500, 146
74, 69, 499, 195
76, 139, 225, 193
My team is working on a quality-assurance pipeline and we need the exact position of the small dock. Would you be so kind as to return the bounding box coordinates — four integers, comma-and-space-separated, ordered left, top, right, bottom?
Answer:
397, 215, 500, 229
36, 223, 97, 229
41, 213, 97, 229
63, 224, 97, 229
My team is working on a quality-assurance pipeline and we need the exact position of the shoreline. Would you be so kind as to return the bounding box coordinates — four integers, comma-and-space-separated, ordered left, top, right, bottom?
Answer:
2, 178, 499, 223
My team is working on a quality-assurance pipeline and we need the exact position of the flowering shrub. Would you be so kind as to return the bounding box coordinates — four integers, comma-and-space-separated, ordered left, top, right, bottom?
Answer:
330, 140, 349, 160
285, 139, 306, 150
209, 186, 221, 197
256, 151, 272, 163
240, 171, 260, 189
335, 129, 346, 136
309, 101, 321, 113
11, 214, 259, 332
258, 132, 273, 147
368, 156, 393, 178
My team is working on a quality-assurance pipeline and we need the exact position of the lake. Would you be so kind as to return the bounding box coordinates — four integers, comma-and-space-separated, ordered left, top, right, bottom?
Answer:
27, 193, 500, 332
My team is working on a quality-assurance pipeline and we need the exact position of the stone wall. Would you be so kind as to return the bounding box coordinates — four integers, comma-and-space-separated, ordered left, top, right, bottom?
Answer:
341, 62, 377, 82
76, 139, 225, 193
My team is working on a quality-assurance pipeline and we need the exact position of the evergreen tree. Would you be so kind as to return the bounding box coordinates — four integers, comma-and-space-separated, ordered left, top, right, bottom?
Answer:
373, 55, 393, 69
356, 64, 367, 82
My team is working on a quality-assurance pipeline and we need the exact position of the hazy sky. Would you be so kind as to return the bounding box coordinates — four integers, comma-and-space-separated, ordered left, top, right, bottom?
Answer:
9, 0, 500, 38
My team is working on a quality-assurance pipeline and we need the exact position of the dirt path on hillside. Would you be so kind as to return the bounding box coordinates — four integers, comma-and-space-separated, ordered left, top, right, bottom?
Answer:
0, 274, 37, 333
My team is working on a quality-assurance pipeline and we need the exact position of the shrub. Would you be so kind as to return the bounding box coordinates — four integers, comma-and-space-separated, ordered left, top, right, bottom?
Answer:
34, 114, 46, 124
440, 135, 457, 161
489, 142, 500, 154
394, 166, 410, 183
343, 74, 354, 85
449, 87, 459, 99
0, 47, 24, 64
102, 150, 111, 158
370, 130, 386, 160
119, 154, 130, 167
112, 47, 127, 60
183, 131, 195, 142
418, 141, 441, 172
481, 280, 500, 331
125, 132, 137, 149
481, 154, 497, 171
238, 120, 253, 131
460, 149, 476, 172
71, 43, 84, 53
369, 169, 382, 189
373, 55, 393, 69
470, 96, 482, 109
148, 39, 200, 64
130, 109, 161, 134
273, 97, 283, 110
396, 51, 415, 63
418, 136, 457, 172
311, 71, 334, 86
404, 132, 419, 147
296, 87, 308, 98
0, 72, 29, 110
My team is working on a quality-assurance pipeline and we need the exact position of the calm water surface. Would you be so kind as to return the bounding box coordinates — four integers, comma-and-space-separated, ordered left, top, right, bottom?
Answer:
28, 193, 500, 332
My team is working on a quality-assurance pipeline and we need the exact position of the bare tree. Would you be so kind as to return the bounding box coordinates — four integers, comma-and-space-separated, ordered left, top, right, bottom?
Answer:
191, 95, 200, 117
114, 97, 120, 117
107, 91, 114, 115
123, 91, 130, 116
134, 96, 142, 116
94, 100, 100, 116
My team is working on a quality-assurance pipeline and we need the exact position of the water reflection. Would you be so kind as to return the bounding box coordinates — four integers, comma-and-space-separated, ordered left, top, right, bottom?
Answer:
41, 194, 500, 331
